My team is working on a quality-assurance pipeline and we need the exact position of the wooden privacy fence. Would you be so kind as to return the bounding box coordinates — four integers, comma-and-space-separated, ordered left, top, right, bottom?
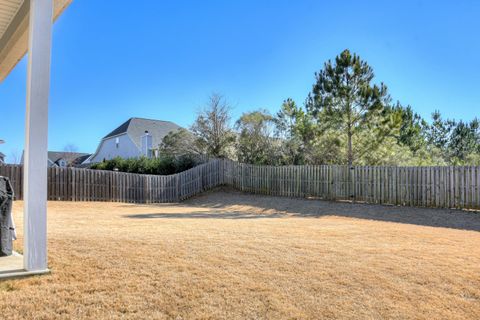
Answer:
0, 159, 224, 203
224, 161, 480, 210
224, 160, 480, 209
1, 160, 480, 209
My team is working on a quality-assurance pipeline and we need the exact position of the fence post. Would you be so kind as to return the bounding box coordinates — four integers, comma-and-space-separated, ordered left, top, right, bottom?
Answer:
175, 174, 180, 202
350, 166, 355, 202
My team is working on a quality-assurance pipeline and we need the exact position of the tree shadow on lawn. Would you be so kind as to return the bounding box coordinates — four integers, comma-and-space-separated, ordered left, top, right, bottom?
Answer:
122, 190, 480, 232
124, 211, 286, 220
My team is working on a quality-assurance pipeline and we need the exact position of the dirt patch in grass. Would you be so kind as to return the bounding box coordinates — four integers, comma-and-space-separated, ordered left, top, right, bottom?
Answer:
1, 189, 479, 319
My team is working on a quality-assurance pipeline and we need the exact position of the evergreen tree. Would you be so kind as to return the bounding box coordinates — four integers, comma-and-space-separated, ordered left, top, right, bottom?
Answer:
427, 110, 454, 151
274, 98, 316, 164
235, 110, 279, 165
448, 119, 479, 163
307, 49, 395, 165
159, 128, 199, 157
390, 103, 428, 153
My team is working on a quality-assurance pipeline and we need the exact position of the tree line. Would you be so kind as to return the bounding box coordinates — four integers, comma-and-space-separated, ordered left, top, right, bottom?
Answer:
160, 49, 479, 167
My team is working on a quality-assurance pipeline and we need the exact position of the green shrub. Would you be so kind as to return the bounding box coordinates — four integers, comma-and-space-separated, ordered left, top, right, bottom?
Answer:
90, 155, 197, 175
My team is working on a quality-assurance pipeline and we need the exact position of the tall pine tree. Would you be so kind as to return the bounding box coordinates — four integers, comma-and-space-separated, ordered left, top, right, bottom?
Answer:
307, 49, 393, 165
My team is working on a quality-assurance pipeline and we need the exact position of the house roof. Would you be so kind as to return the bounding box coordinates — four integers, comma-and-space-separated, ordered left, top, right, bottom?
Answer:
0, 0, 72, 82
103, 118, 133, 139
103, 117, 182, 149
48, 151, 90, 165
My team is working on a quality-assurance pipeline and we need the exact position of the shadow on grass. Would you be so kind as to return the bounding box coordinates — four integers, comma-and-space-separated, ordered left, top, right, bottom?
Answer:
122, 189, 480, 232
125, 211, 286, 220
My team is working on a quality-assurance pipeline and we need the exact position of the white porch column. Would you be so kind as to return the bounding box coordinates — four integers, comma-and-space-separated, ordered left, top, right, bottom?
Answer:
23, 0, 53, 272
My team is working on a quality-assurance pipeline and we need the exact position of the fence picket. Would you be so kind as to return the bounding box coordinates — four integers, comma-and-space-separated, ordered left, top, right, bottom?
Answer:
1, 161, 479, 209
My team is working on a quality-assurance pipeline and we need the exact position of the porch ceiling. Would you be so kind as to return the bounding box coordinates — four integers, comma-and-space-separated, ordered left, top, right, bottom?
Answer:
0, 0, 23, 39
0, 0, 72, 82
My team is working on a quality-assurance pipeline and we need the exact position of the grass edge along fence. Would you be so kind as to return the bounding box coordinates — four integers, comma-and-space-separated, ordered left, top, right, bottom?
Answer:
1, 159, 480, 209
224, 161, 480, 210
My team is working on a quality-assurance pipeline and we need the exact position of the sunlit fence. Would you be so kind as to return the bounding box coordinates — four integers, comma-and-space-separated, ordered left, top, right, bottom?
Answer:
224, 161, 480, 210
0, 159, 224, 203
1, 159, 480, 209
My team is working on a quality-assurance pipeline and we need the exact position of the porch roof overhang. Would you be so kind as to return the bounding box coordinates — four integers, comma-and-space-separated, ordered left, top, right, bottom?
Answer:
0, 0, 73, 278
0, 0, 71, 82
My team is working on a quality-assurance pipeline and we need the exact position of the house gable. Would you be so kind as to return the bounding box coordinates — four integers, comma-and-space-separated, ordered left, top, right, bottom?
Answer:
86, 117, 183, 164
125, 118, 182, 150
88, 133, 140, 163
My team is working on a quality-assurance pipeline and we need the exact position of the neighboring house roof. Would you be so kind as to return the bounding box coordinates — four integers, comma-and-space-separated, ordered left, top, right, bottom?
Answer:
85, 117, 183, 164
103, 117, 182, 149
48, 151, 91, 167
103, 119, 132, 139
20, 151, 91, 167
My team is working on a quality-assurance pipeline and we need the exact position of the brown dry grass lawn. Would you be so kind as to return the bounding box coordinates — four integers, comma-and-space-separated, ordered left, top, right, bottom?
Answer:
1, 188, 479, 319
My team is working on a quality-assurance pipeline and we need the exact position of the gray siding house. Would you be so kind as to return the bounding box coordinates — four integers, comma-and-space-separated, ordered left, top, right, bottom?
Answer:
85, 118, 182, 164
20, 151, 91, 168
47, 152, 90, 167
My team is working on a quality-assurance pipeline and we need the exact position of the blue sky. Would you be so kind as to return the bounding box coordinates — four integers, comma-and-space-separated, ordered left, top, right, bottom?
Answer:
1, 0, 479, 163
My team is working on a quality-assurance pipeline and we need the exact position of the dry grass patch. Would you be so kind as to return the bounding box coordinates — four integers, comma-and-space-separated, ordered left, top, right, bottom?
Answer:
0, 189, 479, 319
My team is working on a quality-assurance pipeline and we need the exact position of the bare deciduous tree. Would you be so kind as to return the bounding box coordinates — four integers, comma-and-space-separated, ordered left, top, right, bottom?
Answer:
9, 149, 21, 165
59, 143, 80, 166
63, 144, 79, 153
190, 93, 235, 158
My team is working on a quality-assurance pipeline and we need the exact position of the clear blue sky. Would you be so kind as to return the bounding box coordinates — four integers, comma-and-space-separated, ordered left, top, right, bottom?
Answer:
1, 0, 479, 163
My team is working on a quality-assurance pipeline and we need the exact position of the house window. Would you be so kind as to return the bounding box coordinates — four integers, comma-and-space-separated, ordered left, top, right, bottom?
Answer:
115, 137, 119, 149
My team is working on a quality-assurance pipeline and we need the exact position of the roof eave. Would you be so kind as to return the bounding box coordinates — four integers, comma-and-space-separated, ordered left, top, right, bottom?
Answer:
0, 0, 73, 83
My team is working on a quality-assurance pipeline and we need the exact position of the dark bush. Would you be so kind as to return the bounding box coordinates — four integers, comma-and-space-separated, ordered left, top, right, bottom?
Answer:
90, 155, 198, 175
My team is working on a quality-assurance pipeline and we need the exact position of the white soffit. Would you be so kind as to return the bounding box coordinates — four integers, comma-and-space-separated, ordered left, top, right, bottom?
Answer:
0, 1, 23, 39
0, 0, 72, 82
